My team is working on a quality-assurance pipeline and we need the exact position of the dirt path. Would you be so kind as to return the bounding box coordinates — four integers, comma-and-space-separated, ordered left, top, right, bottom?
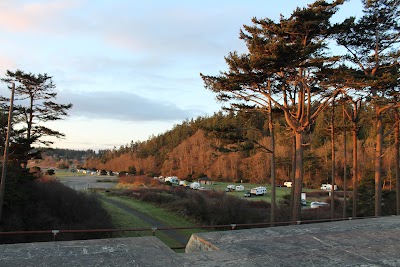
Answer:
100, 196, 189, 247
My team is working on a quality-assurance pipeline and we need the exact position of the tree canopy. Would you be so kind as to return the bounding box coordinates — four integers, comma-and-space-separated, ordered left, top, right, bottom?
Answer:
201, 0, 346, 221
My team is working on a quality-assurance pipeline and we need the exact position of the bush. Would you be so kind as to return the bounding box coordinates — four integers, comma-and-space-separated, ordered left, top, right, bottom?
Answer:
46, 169, 55, 175
1, 180, 114, 244
119, 171, 128, 176
116, 187, 275, 226
29, 166, 42, 178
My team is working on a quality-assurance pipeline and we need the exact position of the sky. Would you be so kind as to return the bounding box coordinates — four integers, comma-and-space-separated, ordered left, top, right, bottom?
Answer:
0, 0, 363, 151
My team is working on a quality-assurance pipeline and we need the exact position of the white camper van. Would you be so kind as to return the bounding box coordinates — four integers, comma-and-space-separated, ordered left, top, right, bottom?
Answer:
190, 182, 201, 189
235, 185, 245, 191
320, 184, 337, 191
250, 187, 267, 196
165, 176, 179, 184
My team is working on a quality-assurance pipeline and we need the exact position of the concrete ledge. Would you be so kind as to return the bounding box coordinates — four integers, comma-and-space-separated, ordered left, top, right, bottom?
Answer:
183, 216, 400, 266
2, 216, 400, 266
0, 236, 180, 267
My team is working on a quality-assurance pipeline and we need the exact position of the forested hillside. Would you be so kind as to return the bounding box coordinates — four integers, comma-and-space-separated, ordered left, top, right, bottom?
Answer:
84, 105, 397, 190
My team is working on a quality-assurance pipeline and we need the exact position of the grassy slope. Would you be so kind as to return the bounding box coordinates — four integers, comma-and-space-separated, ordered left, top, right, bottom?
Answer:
100, 195, 205, 249
105, 195, 205, 237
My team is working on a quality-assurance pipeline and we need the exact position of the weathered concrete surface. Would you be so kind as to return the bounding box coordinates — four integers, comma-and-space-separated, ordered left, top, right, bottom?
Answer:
0, 237, 180, 267
1, 216, 400, 266
185, 216, 400, 266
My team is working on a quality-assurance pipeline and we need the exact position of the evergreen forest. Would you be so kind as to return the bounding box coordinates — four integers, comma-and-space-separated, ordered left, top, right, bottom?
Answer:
84, 106, 395, 190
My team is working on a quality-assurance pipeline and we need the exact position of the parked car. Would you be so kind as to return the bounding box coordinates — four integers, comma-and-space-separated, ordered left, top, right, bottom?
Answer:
244, 191, 251, 197
301, 199, 307, 206
310, 201, 329, 209
179, 180, 189, 187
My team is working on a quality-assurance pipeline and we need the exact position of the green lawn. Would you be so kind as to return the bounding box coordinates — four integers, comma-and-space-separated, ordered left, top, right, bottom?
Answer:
106, 195, 204, 237
188, 181, 292, 201
180, 181, 323, 205
54, 170, 86, 178
101, 195, 206, 250
101, 201, 150, 238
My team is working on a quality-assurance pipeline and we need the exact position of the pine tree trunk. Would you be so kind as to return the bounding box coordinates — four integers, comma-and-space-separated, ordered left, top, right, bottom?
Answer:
343, 118, 347, 218
269, 131, 276, 225
395, 111, 400, 215
352, 121, 358, 218
268, 100, 276, 225
375, 112, 383, 216
290, 135, 296, 219
331, 101, 335, 218
292, 131, 304, 222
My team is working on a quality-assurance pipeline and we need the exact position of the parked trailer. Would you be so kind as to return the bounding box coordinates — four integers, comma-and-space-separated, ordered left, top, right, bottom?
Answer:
250, 187, 267, 196
190, 182, 201, 189
320, 184, 337, 191
235, 185, 245, 191
226, 185, 236, 192
165, 176, 179, 184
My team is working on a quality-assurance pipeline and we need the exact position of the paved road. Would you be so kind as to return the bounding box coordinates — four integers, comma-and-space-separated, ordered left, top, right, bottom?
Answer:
59, 175, 118, 190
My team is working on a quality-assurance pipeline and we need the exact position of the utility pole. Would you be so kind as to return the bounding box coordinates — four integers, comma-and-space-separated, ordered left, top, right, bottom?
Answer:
0, 83, 15, 222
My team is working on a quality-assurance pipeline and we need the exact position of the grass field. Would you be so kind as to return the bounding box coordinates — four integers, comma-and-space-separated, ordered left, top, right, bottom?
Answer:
106, 195, 205, 236
100, 194, 206, 251
181, 181, 325, 205
55, 169, 325, 204
54, 170, 86, 177
101, 201, 150, 238
186, 181, 290, 201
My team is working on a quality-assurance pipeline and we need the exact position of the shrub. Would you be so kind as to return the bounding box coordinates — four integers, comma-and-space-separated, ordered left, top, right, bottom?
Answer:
119, 171, 128, 176
29, 166, 42, 178
46, 169, 55, 175
121, 187, 274, 226
1, 180, 114, 244
118, 175, 162, 188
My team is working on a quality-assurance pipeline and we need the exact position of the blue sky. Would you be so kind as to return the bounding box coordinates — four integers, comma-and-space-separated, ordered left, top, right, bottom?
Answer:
0, 0, 363, 151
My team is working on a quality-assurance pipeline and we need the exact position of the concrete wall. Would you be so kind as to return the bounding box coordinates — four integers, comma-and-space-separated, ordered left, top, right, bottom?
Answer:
185, 235, 219, 253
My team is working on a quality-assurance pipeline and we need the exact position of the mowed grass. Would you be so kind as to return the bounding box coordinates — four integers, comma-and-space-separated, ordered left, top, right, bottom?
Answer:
180, 181, 322, 205
101, 201, 150, 238
105, 195, 205, 238
54, 170, 86, 178
101, 195, 206, 250
188, 181, 293, 201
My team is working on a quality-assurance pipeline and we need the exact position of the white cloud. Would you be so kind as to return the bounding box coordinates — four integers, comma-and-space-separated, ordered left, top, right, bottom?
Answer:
0, 0, 363, 151
59, 90, 204, 122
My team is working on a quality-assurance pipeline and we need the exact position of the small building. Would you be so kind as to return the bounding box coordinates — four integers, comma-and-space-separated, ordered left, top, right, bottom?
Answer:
199, 176, 213, 185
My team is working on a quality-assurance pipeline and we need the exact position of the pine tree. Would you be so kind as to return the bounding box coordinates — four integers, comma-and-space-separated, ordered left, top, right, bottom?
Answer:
1, 70, 72, 167
201, 0, 345, 221
335, 0, 400, 216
